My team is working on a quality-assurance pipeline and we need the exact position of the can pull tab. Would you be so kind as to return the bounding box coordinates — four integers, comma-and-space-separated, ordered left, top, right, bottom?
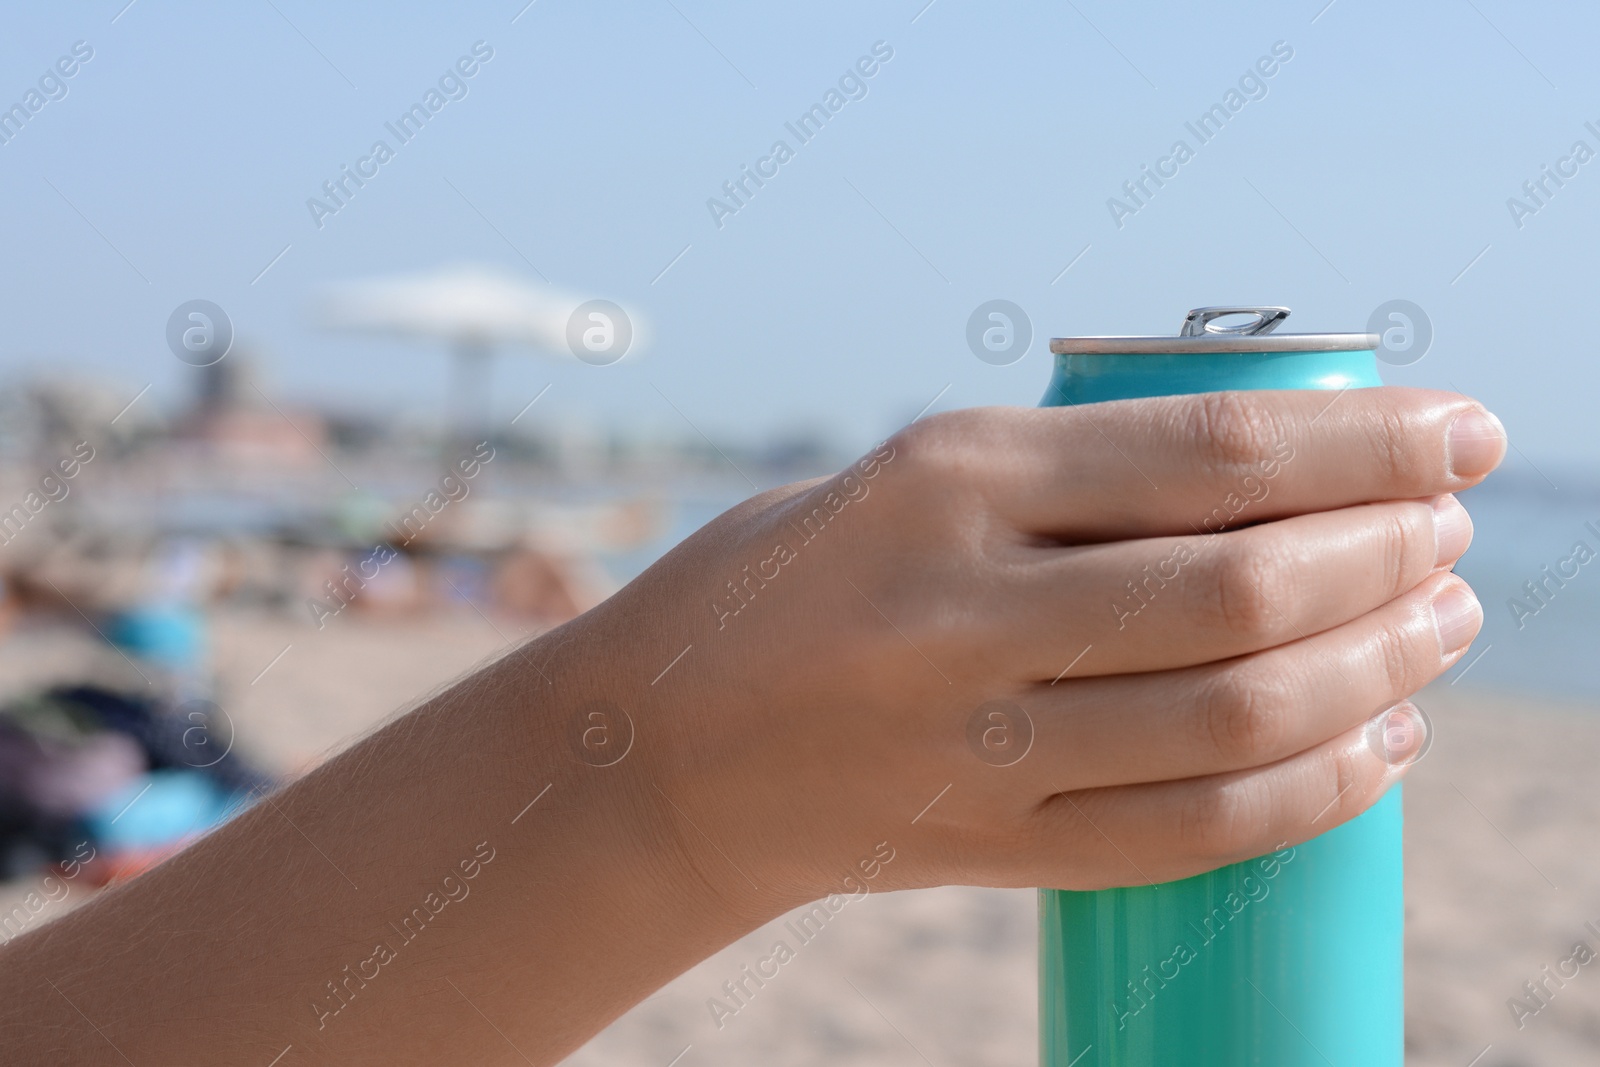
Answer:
1180, 306, 1291, 338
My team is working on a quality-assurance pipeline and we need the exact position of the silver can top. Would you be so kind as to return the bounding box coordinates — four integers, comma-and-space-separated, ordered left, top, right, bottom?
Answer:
1050, 306, 1378, 354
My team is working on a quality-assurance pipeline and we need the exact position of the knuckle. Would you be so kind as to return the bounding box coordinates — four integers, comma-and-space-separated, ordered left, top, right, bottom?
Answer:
1372, 614, 1418, 699
882, 411, 985, 488
1179, 779, 1266, 860
1371, 406, 1423, 495
872, 418, 996, 549
1378, 507, 1428, 596
1190, 392, 1284, 470
879, 422, 937, 482
1321, 745, 1363, 824
1208, 547, 1292, 643
1199, 667, 1290, 766
1378, 511, 1411, 597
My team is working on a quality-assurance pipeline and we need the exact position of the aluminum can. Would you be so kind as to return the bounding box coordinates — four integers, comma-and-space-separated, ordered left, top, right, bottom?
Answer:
1038, 306, 1398, 1066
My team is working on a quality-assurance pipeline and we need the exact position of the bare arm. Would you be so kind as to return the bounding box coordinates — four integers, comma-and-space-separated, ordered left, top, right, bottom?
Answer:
0, 389, 1503, 1065
0, 638, 768, 1064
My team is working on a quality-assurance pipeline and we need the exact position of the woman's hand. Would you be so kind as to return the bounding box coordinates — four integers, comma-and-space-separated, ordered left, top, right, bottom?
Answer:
0, 386, 1505, 1067
558, 387, 1503, 917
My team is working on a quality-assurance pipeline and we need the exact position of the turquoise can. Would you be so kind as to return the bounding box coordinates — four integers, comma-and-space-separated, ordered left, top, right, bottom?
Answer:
1037, 307, 1399, 1066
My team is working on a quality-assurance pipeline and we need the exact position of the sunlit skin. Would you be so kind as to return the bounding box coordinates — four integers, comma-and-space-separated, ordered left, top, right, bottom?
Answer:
0, 387, 1503, 1065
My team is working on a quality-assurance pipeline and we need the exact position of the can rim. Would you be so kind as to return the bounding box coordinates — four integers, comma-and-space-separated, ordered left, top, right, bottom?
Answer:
1050, 332, 1379, 355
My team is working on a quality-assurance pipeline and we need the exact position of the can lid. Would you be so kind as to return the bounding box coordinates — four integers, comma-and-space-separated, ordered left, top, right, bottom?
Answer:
1050, 306, 1378, 354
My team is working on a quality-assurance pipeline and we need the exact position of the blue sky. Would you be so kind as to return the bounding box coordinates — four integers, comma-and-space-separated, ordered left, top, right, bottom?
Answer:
0, 0, 1591, 469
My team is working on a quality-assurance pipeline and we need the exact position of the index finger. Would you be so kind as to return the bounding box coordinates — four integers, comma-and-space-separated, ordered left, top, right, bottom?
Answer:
981, 386, 1505, 541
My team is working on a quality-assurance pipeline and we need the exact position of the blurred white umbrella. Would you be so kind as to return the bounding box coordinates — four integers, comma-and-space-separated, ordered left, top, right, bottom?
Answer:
316, 264, 642, 440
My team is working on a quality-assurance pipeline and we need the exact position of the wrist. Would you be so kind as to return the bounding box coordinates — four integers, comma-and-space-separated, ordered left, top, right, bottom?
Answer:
506, 619, 794, 919
523, 600, 817, 920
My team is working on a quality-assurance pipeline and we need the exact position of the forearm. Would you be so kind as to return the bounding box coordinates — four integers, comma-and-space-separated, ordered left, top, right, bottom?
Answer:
0, 629, 768, 1066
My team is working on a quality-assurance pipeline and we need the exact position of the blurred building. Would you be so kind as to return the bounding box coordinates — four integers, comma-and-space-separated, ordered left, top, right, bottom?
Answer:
172, 351, 327, 467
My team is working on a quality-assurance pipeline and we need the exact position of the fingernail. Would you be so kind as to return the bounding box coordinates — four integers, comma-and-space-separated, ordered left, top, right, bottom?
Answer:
1432, 580, 1483, 656
1448, 408, 1507, 479
1365, 701, 1432, 767
1432, 495, 1473, 568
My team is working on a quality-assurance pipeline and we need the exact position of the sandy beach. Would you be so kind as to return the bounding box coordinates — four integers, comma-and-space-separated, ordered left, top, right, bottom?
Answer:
1, 609, 1594, 1066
